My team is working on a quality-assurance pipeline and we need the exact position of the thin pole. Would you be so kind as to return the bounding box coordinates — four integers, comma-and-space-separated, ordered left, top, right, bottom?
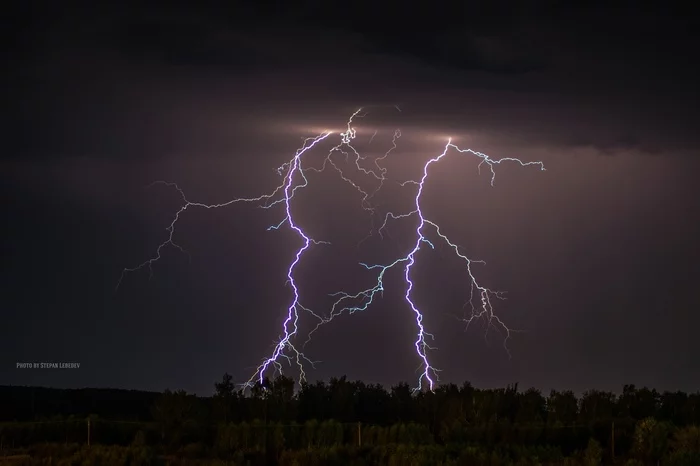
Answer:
87, 418, 91, 447
611, 421, 615, 463
358, 422, 361, 447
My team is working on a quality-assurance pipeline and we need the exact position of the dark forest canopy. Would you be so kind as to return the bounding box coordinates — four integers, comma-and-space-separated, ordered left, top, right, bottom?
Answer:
0, 385, 160, 422
3, 377, 700, 465
2, 376, 700, 426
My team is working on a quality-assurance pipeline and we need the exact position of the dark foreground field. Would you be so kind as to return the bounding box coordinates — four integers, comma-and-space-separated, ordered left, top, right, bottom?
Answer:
0, 439, 699, 466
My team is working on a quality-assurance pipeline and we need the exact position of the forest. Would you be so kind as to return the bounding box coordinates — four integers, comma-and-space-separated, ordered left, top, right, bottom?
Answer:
1, 376, 699, 465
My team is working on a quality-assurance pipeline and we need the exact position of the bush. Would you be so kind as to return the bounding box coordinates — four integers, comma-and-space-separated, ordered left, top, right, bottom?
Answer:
583, 438, 602, 466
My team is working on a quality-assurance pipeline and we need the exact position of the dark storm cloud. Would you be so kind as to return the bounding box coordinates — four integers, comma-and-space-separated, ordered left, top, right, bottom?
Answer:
5, 1, 698, 164
109, 2, 552, 75
432, 32, 547, 74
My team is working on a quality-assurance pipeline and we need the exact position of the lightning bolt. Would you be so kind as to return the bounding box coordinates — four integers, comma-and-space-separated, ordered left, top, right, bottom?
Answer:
118, 109, 544, 392
404, 140, 544, 390
118, 109, 401, 389
315, 139, 544, 392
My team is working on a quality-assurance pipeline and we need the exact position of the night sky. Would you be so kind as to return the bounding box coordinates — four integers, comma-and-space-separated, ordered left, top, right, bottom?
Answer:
3, 2, 699, 396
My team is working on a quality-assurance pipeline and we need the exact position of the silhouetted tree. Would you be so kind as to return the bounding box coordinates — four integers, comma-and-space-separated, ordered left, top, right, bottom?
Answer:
618, 385, 660, 420
151, 389, 204, 448
213, 373, 235, 423
516, 388, 547, 424
659, 391, 689, 425
268, 375, 296, 422
579, 390, 616, 423
547, 389, 578, 425
390, 382, 413, 423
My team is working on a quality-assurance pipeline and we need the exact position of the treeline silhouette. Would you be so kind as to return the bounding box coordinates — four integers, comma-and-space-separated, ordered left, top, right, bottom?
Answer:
0, 386, 158, 422
2, 375, 700, 465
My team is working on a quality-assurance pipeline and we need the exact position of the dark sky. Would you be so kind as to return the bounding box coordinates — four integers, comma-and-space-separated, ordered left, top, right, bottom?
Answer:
3, 1, 699, 396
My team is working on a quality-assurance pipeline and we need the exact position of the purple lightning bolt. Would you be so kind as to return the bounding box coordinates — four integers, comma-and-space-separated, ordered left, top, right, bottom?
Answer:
323, 138, 544, 392
118, 109, 404, 390
244, 132, 334, 388
403, 140, 545, 391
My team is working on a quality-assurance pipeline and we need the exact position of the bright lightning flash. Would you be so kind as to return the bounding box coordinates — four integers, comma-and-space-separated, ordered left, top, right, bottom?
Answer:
323, 139, 544, 391
118, 109, 544, 392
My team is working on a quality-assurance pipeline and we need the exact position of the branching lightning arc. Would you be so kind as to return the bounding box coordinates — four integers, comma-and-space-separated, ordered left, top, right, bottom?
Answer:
118, 108, 545, 392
